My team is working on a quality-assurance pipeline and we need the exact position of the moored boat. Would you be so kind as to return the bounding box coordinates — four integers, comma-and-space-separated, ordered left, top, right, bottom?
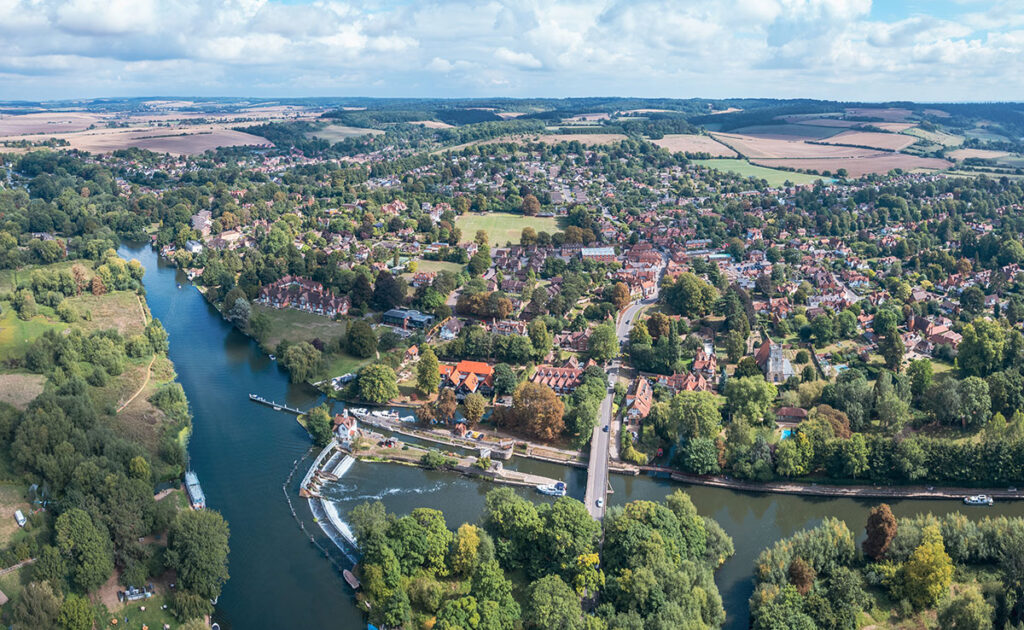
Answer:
370, 410, 399, 420
964, 494, 994, 506
348, 407, 368, 416
536, 481, 567, 496
343, 568, 361, 590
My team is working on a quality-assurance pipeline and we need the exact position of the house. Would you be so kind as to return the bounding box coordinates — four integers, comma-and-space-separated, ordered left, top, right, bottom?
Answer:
439, 360, 495, 399
184, 240, 204, 254
580, 247, 617, 263
333, 413, 359, 441
438, 317, 463, 341
257, 275, 350, 318
382, 308, 435, 329
776, 407, 808, 423
656, 372, 712, 393
691, 348, 718, 379
530, 357, 594, 394
490, 320, 528, 336
626, 378, 653, 423
405, 345, 419, 362
554, 329, 591, 352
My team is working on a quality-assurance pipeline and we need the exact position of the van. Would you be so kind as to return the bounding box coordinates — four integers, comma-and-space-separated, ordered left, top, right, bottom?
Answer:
13, 510, 26, 528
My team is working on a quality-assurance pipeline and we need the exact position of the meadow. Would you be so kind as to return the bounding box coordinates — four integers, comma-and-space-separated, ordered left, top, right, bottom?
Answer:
652, 134, 737, 156
691, 158, 826, 186
455, 212, 563, 244
306, 124, 384, 142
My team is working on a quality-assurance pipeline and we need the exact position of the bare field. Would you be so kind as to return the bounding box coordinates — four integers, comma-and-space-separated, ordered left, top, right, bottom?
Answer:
903, 127, 964, 147
789, 118, 859, 128
0, 112, 101, 136
2, 124, 271, 155
820, 131, 918, 151
0, 373, 45, 410
845, 107, 913, 122
710, 132, 883, 159
410, 120, 454, 129
496, 112, 526, 119
947, 148, 1011, 161
751, 154, 952, 177
307, 124, 384, 142
536, 133, 627, 145
652, 134, 737, 157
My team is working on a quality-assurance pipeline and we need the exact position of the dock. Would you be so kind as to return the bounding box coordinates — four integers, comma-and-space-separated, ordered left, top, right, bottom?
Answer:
248, 393, 304, 415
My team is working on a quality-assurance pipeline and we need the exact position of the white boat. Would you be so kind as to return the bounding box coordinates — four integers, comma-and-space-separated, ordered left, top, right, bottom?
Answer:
536, 481, 567, 497
964, 494, 994, 506
370, 410, 399, 420
400, 415, 416, 423
348, 408, 368, 416
268, 354, 276, 361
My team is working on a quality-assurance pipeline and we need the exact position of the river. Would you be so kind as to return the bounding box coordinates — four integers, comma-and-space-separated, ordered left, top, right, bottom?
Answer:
120, 242, 1024, 630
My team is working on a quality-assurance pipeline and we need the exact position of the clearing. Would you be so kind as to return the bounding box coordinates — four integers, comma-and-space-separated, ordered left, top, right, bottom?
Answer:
307, 124, 384, 142
409, 120, 454, 129
0, 485, 31, 547
251, 304, 348, 349
652, 134, 737, 157
0, 374, 45, 410
456, 212, 563, 245
66, 291, 148, 336
691, 159, 826, 186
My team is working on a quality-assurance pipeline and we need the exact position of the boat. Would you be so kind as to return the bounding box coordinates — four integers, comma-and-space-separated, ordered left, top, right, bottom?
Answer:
177, 283, 182, 289
536, 481, 567, 497
348, 407, 368, 416
343, 569, 361, 590
269, 354, 276, 361
400, 415, 416, 423
249, 393, 259, 400
370, 410, 399, 420
964, 494, 994, 506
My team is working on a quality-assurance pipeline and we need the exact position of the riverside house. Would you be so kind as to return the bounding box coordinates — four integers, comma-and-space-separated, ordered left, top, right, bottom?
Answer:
256, 275, 350, 318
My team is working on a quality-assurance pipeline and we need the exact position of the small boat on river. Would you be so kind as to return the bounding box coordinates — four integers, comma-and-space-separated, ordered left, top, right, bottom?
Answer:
964, 494, 994, 506
536, 481, 567, 497
343, 568, 361, 590
348, 407, 368, 416
370, 410, 399, 420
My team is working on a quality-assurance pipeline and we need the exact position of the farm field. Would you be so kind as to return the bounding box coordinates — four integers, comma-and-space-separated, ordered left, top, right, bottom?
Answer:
903, 127, 964, 146
307, 124, 384, 142
651, 134, 737, 156
751, 154, 952, 177
456, 212, 563, 244
732, 124, 843, 139
0, 111, 101, 136
947, 148, 1011, 161
844, 107, 913, 121
785, 118, 859, 128
710, 132, 883, 159
535, 133, 627, 145
409, 120, 454, 129
0, 124, 272, 155
691, 159, 826, 186
820, 130, 918, 151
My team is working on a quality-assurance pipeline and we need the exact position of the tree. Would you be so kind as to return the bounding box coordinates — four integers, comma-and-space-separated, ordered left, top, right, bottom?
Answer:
463, 392, 486, 425
610, 282, 631, 310
528, 319, 551, 360
522, 194, 541, 216
937, 586, 994, 630
55, 508, 114, 593
9, 581, 61, 630
281, 341, 323, 383
725, 330, 746, 364
358, 364, 400, 404
902, 524, 953, 610
663, 272, 716, 318
372, 270, 407, 311
524, 575, 584, 630
304, 404, 334, 447
735, 356, 761, 378
436, 388, 458, 422
788, 556, 816, 595
862, 503, 897, 561
510, 382, 565, 441
587, 322, 618, 363
957, 376, 991, 429
347, 319, 378, 358
958, 319, 1005, 378
166, 509, 231, 601
521, 226, 538, 246
629, 320, 652, 346
451, 523, 482, 576
811, 314, 834, 346
57, 593, 93, 630
672, 391, 722, 439
907, 359, 933, 401
679, 437, 720, 474
725, 376, 778, 424
493, 363, 518, 396
417, 346, 441, 395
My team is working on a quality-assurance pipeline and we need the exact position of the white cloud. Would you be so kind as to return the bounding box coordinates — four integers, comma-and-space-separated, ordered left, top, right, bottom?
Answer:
0, 0, 1021, 100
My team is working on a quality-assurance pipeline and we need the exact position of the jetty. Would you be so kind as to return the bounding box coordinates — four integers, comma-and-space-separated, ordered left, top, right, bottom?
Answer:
248, 393, 304, 415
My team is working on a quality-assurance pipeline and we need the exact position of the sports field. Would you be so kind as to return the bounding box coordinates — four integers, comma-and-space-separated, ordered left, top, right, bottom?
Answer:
691, 159, 826, 186
455, 212, 563, 244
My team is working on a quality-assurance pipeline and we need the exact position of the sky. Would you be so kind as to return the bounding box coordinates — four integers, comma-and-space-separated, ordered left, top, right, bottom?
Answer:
0, 0, 1022, 102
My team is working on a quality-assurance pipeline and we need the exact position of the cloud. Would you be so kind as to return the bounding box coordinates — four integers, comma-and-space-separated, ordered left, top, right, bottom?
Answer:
0, 0, 1020, 101
494, 47, 543, 69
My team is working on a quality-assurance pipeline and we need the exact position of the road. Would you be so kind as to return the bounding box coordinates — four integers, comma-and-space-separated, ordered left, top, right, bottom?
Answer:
583, 254, 666, 520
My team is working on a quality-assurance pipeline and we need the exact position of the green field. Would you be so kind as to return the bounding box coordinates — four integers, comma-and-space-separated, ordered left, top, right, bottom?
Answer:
455, 212, 563, 245
406, 260, 465, 275
692, 159, 827, 187
902, 127, 964, 146
251, 304, 370, 379
306, 124, 383, 142
0, 301, 64, 360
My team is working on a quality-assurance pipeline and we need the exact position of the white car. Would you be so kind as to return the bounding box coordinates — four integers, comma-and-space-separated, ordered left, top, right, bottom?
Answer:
596, 498, 604, 508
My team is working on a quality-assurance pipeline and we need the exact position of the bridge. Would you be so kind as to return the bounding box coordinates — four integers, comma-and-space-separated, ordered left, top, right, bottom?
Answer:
582, 254, 666, 520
